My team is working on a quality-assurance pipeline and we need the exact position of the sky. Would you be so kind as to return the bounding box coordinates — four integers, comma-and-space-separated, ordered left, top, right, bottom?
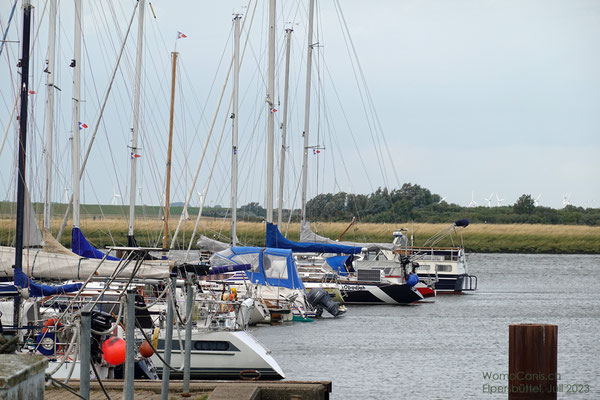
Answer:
1, 0, 599, 212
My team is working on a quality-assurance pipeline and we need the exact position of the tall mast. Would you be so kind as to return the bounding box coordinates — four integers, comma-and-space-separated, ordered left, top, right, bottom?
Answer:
265, 0, 276, 223
71, 0, 82, 228
162, 51, 178, 254
301, 0, 315, 224
43, 0, 56, 231
231, 14, 241, 246
278, 28, 293, 227
128, 0, 145, 244
14, 0, 33, 328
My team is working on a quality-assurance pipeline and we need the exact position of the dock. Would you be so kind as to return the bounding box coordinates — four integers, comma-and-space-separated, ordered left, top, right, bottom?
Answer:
44, 379, 332, 400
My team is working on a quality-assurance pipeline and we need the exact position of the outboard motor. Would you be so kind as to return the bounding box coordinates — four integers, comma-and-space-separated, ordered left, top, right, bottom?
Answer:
306, 288, 344, 318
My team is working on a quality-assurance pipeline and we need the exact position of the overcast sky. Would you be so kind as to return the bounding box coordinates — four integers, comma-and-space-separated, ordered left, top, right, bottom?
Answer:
1, 0, 599, 211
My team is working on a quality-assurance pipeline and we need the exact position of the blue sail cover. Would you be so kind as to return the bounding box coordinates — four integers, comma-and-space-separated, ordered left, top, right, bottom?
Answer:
323, 255, 351, 276
266, 223, 362, 254
211, 246, 304, 290
72, 227, 120, 261
13, 268, 82, 297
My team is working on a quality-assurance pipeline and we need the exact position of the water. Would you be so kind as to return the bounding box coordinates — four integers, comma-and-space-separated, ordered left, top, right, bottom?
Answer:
251, 254, 600, 399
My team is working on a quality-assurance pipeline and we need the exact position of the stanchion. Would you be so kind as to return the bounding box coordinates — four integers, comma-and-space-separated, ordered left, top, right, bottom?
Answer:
160, 275, 176, 400
182, 278, 195, 396
124, 290, 136, 400
79, 304, 92, 400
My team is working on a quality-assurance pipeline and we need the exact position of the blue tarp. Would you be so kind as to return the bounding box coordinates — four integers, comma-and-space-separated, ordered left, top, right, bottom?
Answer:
72, 227, 120, 261
13, 268, 82, 297
266, 223, 362, 254
323, 255, 352, 276
210, 246, 304, 290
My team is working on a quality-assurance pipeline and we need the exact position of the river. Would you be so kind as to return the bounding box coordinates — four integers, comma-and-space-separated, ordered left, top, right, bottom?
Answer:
250, 253, 600, 399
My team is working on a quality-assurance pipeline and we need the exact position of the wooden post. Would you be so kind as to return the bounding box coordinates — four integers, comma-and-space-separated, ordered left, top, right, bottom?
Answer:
509, 324, 557, 399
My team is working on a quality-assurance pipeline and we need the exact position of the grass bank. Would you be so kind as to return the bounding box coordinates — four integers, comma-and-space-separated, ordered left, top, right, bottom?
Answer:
1, 217, 599, 254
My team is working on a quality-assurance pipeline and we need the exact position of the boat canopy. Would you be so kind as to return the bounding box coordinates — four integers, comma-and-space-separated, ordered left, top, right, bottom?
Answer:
266, 223, 362, 254
210, 246, 305, 290
323, 255, 352, 276
299, 221, 395, 251
72, 227, 120, 261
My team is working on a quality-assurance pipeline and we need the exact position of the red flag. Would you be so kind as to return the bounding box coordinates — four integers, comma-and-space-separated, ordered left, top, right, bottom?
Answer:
177, 31, 187, 39
130, 152, 142, 159
28, 90, 36, 95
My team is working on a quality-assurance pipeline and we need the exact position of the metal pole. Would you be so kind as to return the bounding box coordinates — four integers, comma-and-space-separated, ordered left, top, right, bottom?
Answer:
278, 28, 293, 228
163, 51, 178, 256
301, 0, 315, 224
266, 0, 276, 223
128, 0, 145, 244
43, 0, 56, 231
80, 305, 92, 399
231, 14, 241, 246
13, 0, 33, 327
160, 276, 175, 400
182, 279, 195, 394
124, 291, 136, 400
72, 0, 82, 229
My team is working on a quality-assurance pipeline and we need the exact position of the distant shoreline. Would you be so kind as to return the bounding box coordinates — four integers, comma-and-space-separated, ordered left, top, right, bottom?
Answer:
1, 218, 598, 254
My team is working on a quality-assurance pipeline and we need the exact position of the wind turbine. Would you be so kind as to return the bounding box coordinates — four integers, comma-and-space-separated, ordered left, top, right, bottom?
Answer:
468, 191, 478, 207
111, 188, 121, 205
438, 197, 447, 204
562, 193, 571, 207
534, 193, 542, 206
63, 187, 69, 203
495, 193, 504, 206
484, 192, 494, 207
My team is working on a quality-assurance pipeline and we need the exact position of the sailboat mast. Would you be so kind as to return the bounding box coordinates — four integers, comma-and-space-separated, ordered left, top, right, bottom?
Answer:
43, 0, 57, 231
128, 0, 145, 243
231, 14, 241, 246
278, 28, 293, 228
162, 51, 178, 253
301, 0, 315, 224
266, 0, 276, 223
72, 0, 82, 228
14, 0, 33, 328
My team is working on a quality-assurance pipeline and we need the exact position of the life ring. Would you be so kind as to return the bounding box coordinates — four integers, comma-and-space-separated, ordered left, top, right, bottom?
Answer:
239, 369, 261, 381
36, 318, 63, 356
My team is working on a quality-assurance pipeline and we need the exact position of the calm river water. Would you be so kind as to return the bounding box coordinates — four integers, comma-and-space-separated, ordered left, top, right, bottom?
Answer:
250, 254, 600, 399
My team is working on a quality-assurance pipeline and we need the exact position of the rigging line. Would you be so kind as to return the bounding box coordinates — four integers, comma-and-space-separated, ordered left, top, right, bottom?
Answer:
334, 0, 399, 189
320, 58, 373, 193
332, 0, 389, 189
0, 0, 18, 58
56, 1, 139, 241
172, 0, 258, 248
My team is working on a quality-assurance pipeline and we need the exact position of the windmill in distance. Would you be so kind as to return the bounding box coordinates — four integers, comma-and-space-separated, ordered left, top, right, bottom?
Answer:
112, 188, 121, 205
484, 193, 494, 207
468, 191, 479, 207
495, 193, 504, 206
562, 193, 571, 207
534, 193, 542, 206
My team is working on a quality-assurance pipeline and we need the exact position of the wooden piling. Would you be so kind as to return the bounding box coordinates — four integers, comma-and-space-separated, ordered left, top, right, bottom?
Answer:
508, 324, 557, 399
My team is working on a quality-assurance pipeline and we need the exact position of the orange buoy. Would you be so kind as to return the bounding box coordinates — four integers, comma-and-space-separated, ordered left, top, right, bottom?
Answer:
139, 340, 154, 358
102, 337, 126, 365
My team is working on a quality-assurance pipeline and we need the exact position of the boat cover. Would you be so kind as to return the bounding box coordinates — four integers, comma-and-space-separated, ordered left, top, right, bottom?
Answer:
266, 223, 362, 254
299, 221, 396, 251
210, 246, 305, 290
72, 227, 120, 261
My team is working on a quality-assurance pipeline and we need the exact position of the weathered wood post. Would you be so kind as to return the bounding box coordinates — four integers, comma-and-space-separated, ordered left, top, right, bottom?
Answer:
509, 324, 557, 399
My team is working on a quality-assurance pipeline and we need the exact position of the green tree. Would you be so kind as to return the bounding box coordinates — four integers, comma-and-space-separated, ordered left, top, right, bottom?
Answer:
513, 194, 535, 214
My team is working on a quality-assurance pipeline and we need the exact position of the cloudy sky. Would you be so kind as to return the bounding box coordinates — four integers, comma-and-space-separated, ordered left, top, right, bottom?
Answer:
1, 0, 598, 211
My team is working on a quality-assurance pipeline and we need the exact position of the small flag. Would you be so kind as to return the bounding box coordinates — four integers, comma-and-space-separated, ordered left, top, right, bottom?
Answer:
313, 149, 321, 154
131, 152, 142, 159
28, 90, 36, 95
271, 107, 278, 113
78, 122, 88, 130
177, 31, 187, 39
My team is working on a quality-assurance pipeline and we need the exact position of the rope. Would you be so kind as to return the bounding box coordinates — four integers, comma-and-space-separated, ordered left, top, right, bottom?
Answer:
46, 376, 87, 400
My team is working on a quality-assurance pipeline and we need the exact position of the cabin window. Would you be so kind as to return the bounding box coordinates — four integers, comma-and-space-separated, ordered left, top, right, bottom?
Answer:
416, 264, 430, 271
232, 253, 260, 272
193, 341, 233, 351
263, 254, 289, 279
436, 264, 453, 272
